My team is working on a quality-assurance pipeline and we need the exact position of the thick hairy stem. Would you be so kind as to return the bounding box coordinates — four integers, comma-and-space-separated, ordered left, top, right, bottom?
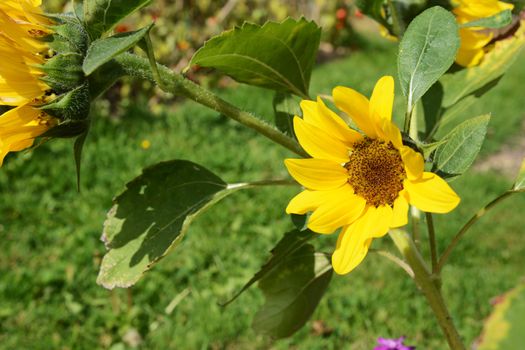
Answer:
390, 230, 465, 350
114, 53, 308, 158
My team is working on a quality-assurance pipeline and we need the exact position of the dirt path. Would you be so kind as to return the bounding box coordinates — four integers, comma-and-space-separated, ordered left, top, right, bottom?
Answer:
474, 119, 525, 178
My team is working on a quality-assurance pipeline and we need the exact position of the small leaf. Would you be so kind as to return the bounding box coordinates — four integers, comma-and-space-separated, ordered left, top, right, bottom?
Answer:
222, 229, 314, 306
461, 9, 512, 29
434, 114, 490, 178
441, 24, 525, 107
273, 92, 301, 137
398, 6, 459, 109
74, 127, 89, 192
513, 158, 525, 191
83, 24, 154, 75
191, 18, 321, 98
253, 232, 332, 339
83, 0, 152, 39
97, 160, 230, 289
477, 282, 525, 350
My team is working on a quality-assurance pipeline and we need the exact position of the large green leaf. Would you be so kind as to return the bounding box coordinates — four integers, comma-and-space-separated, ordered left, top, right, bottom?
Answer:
97, 160, 229, 289
190, 18, 321, 98
83, 0, 152, 39
222, 229, 314, 306
434, 115, 490, 178
398, 6, 459, 109
252, 231, 332, 339
83, 23, 154, 75
441, 26, 525, 107
477, 282, 525, 350
461, 9, 512, 29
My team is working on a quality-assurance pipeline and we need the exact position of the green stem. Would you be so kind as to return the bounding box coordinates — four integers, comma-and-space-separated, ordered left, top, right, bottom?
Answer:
411, 207, 422, 248
369, 249, 414, 278
437, 190, 516, 272
114, 53, 308, 158
227, 179, 298, 190
389, 230, 465, 350
426, 212, 438, 275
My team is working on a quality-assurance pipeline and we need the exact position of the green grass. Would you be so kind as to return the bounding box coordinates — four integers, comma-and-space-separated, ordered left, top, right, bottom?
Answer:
1, 45, 524, 350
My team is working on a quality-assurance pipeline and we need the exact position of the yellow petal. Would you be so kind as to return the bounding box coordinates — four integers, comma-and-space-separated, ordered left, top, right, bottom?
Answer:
286, 189, 328, 215
405, 172, 460, 213
316, 97, 363, 144
401, 146, 424, 180
308, 185, 366, 234
367, 205, 393, 238
391, 192, 409, 228
370, 76, 394, 121
293, 117, 349, 162
332, 86, 377, 138
300, 98, 361, 145
284, 158, 348, 190
455, 47, 485, 67
376, 118, 402, 149
331, 222, 373, 275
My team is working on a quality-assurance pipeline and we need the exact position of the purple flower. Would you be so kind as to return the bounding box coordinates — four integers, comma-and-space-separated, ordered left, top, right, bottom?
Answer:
373, 337, 415, 350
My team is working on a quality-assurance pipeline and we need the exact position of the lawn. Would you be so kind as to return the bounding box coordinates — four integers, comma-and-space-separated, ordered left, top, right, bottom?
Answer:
1, 43, 524, 349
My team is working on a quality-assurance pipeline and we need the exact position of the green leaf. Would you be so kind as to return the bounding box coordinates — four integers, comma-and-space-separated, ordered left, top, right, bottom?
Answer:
513, 158, 525, 191
83, 0, 152, 39
477, 282, 525, 350
83, 24, 154, 75
422, 81, 444, 137
434, 114, 490, 178
222, 229, 314, 306
97, 160, 230, 289
273, 92, 301, 137
461, 9, 512, 29
398, 6, 459, 109
190, 18, 321, 98
441, 25, 525, 107
74, 128, 89, 192
253, 236, 332, 339
433, 95, 478, 138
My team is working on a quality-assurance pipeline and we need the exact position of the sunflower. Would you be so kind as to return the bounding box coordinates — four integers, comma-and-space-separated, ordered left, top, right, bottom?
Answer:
0, 0, 57, 165
284, 76, 460, 275
453, 0, 514, 67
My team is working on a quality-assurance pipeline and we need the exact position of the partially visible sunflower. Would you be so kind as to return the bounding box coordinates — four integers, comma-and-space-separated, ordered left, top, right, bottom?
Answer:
0, 0, 57, 165
453, 0, 515, 67
284, 76, 460, 275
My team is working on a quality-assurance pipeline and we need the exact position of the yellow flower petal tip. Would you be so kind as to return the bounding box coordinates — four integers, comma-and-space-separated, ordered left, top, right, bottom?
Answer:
284, 77, 461, 274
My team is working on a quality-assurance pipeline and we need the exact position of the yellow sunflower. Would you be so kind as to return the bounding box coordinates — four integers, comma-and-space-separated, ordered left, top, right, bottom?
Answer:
284, 76, 460, 275
0, 0, 57, 165
453, 0, 514, 67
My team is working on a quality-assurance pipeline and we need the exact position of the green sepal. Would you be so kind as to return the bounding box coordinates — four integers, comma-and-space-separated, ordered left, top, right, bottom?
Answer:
39, 53, 85, 93
45, 14, 89, 55
39, 83, 91, 122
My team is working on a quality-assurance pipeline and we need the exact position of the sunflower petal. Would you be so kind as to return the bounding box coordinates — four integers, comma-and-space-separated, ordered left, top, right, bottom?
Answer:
284, 158, 348, 190
293, 117, 349, 162
367, 205, 393, 238
286, 189, 326, 215
308, 185, 366, 234
391, 192, 409, 228
331, 222, 373, 275
401, 146, 424, 180
332, 86, 377, 138
370, 76, 394, 121
405, 172, 460, 213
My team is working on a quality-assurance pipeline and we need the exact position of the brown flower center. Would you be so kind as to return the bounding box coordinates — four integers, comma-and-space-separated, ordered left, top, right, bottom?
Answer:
345, 137, 406, 207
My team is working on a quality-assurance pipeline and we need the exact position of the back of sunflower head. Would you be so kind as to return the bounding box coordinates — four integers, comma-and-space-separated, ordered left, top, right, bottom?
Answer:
0, 0, 153, 165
